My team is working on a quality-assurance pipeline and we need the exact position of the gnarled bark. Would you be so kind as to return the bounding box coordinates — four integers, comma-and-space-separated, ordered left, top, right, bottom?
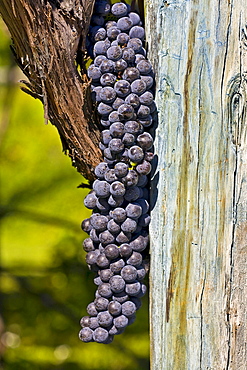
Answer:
0, 0, 102, 182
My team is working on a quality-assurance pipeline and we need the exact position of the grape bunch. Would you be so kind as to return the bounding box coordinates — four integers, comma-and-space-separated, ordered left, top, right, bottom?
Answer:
79, 0, 155, 344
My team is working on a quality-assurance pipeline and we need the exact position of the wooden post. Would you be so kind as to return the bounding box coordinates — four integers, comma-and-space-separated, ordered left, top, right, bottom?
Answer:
146, 0, 247, 368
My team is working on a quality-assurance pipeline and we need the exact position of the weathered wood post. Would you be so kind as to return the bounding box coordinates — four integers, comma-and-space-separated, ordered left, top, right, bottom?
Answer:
146, 0, 247, 368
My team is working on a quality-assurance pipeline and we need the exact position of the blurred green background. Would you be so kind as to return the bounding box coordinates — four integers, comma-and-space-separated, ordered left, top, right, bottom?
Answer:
0, 18, 149, 370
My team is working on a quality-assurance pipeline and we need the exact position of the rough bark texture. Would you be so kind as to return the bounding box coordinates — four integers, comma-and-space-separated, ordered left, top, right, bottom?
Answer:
0, 0, 102, 182
146, 0, 247, 369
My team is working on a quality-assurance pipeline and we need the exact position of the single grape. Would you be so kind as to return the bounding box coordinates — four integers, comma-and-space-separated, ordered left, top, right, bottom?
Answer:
122, 169, 139, 187
136, 160, 152, 175
89, 228, 100, 243
100, 119, 111, 127
109, 325, 125, 335
139, 91, 154, 106
94, 39, 110, 56
94, 54, 107, 67
137, 105, 150, 119
94, 297, 109, 311
99, 86, 117, 103
106, 20, 117, 29
81, 218, 92, 233
97, 310, 113, 327
107, 26, 121, 40
126, 203, 142, 219
121, 265, 138, 282
117, 32, 130, 45
79, 327, 93, 342
130, 233, 149, 252
83, 238, 95, 252
90, 214, 108, 231
104, 168, 118, 183
109, 275, 125, 293
128, 12, 141, 26
107, 45, 122, 61
128, 145, 144, 163
84, 191, 97, 209
110, 258, 125, 274
129, 25, 145, 40
80, 316, 90, 328
137, 59, 152, 75
100, 73, 117, 86
114, 80, 131, 97
93, 180, 110, 198
108, 111, 120, 123
99, 230, 115, 245
124, 120, 143, 134
122, 47, 135, 63
108, 300, 122, 316
119, 243, 132, 257
136, 283, 147, 298
97, 102, 113, 116
91, 85, 103, 102
89, 316, 99, 330
117, 104, 135, 121
87, 302, 98, 316
109, 122, 125, 137
108, 138, 124, 153
99, 268, 114, 282
122, 301, 136, 317
87, 64, 102, 81
112, 97, 125, 110
111, 207, 127, 223
94, 276, 103, 286
116, 231, 131, 244
104, 244, 120, 260
137, 132, 153, 150
107, 219, 121, 234
123, 67, 140, 83
114, 58, 128, 73
94, 162, 108, 179
108, 195, 124, 207
113, 315, 129, 328
138, 213, 151, 228
127, 251, 143, 267
93, 327, 109, 343
94, 0, 111, 15
91, 26, 107, 42
124, 186, 142, 202
140, 75, 154, 89
86, 249, 101, 266
127, 38, 142, 53
135, 54, 146, 64
112, 291, 129, 303
125, 281, 141, 296
114, 162, 129, 177
98, 283, 112, 298
99, 58, 115, 73
111, 2, 128, 17
131, 79, 147, 95
96, 254, 110, 268
117, 17, 133, 31
121, 218, 137, 233
104, 147, 116, 160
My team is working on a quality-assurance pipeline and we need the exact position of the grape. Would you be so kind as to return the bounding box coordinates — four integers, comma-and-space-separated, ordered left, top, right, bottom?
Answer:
94, 1, 111, 15
111, 2, 128, 17
87, 65, 102, 81
100, 119, 110, 127
94, 55, 107, 67
126, 203, 142, 219
137, 105, 150, 119
127, 251, 143, 267
108, 138, 124, 153
86, 249, 101, 265
93, 327, 109, 343
136, 265, 146, 280
99, 59, 115, 74
110, 181, 126, 197
114, 80, 131, 97
98, 283, 112, 298
128, 12, 141, 26
138, 115, 153, 128
94, 276, 103, 286
92, 27, 107, 42
94, 40, 110, 56
124, 120, 143, 134
125, 281, 141, 296
144, 151, 154, 162
107, 45, 122, 61
107, 26, 121, 40
104, 147, 115, 160
90, 214, 108, 231
80, 316, 90, 328
84, 191, 97, 209
139, 91, 154, 105
149, 101, 157, 114
83, 238, 95, 252
79, 327, 93, 342
112, 291, 129, 303
113, 315, 128, 328
107, 219, 121, 234
89, 317, 99, 330
124, 186, 142, 202
96, 254, 110, 268
91, 86, 103, 102
104, 169, 118, 183
109, 325, 125, 335
95, 162, 108, 178
122, 169, 139, 187
99, 230, 115, 245
122, 301, 136, 317
114, 59, 128, 73
93, 180, 110, 198
110, 258, 125, 274
112, 97, 125, 110
125, 93, 140, 108
111, 207, 126, 223
108, 111, 120, 123
137, 60, 152, 75
137, 132, 153, 151
101, 129, 112, 145
94, 297, 109, 311
123, 67, 140, 83
109, 122, 124, 137
118, 103, 135, 121
121, 218, 137, 233
119, 243, 132, 258
109, 275, 125, 293
99, 87, 117, 104
108, 195, 124, 208
99, 268, 114, 282
127, 38, 142, 53
97, 102, 113, 116
89, 228, 100, 243
108, 300, 122, 316
136, 283, 147, 298
121, 265, 138, 282
114, 162, 129, 177
129, 25, 145, 40
136, 160, 152, 175
138, 213, 151, 227
87, 302, 98, 316
136, 175, 148, 189
122, 47, 135, 62
106, 20, 117, 29
116, 231, 131, 244
131, 79, 146, 95
100, 73, 117, 86
117, 17, 133, 31
104, 244, 120, 259
128, 145, 144, 163
117, 32, 129, 45
130, 233, 149, 252
81, 218, 92, 233
97, 310, 113, 327
135, 54, 146, 64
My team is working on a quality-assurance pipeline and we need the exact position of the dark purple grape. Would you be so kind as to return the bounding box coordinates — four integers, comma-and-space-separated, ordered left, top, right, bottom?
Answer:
97, 310, 113, 327
125, 93, 140, 109
94, 1, 111, 15
94, 297, 109, 311
136, 160, 152, 175
99, 268, 114, 282
107, 45, 122, 61
126, 203, 142, 219
91, 26, 107, 42
108, 111, 120, 123
137, 105, 150, 119
137, 60, 152, 75
122, 47, 135, 63
106, 20, 117, 29
121, 218, 137, 233
114, 59, 128, 73
137, 132, 153, 150
109, 122, 125, 137
94, 162, 108, 179
121, 265, 138, 282
96, 198, 110, 212
94, 39, 110, 56
87, 64, 102, 81
89, 317, 99, 330
108, 195, 124, 208
86, 249, 101, 265
100, 119, 111, 128
127, 251, 142, 267
89, 228, 100, 243
108, 300, 122, 316
125, 281, 141, 296
107, 219, 121, 234
140, 75, 154, 89
124, 186, 142, 202
139, 91, 154, 105
110, 181, 126, 197
79, 327, 93, 342
109, 275, 125, 293
98, 283, 112, 298
101, 129, 112, 145
112, 97, 125, 110
109, 325, 125, 335
104, 147, 115, 160
131, 79, 146, 95
123, 67, 140, 83
93, 327, 109, 343
93, 180, 110, 198
112, 291, 129, 303
87, 302, 98, 316
99, 230, 115, 245
135, 54, 146, 64
110, 258, 125, 274
81, 219, 92, 233
136, 265, 146, 280
117, 32, 129, 45
114, 162, 129, 177
127, 38, 142, 53
122, 132, 135, 147
135, 198, 149, 213
129, 25, 145, 40
94, 276, 103, 286
114, 80, 131, 97
111, 207, 127, 223
90, 214, 108, 231
84, 191, 97, 209
136, 283, 147, 298
138, 213, 151, 227
94, 55, 107, 67
96, 254, 110, 268
122, 169, 139, 187
104, 169, 118, 183
128, 145, 144, 163
130, 233, 149, 252
100, 73, 117, 86
118, 103, 134, 121
111, 2, 128, 17
107, 26, 121, 40
92, 85, 103, 102
128, 12, 141, 26
122, 301, 136, 317
116, 231, 131, 244
124, 120, 143, 135
98, 102, 113, 116
117, 17, 133, 31
104, 244, 120, 260
119, 243, 132, 258
99, 86, 116, 103
113, 315, 128, 328
80, 316, 90, 328
108, 138, 124, 153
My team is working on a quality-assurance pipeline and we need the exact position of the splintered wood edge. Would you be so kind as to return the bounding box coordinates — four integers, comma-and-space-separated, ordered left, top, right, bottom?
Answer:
0, 0, 102, 183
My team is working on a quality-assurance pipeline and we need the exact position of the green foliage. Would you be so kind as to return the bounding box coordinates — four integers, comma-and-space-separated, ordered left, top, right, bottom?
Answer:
0, 20, 149, 370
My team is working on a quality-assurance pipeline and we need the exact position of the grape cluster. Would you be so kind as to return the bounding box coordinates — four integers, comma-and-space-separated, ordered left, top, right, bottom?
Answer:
79, 0, 155, 344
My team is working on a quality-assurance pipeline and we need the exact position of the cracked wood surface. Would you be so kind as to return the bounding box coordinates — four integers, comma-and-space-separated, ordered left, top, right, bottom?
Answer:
0, 0, 102, 182
146, 0, 247, 368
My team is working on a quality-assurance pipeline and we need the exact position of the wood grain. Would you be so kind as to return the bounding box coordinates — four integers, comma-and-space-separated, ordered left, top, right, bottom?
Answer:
0, 0, 102, 182
146, 0, 247, 368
